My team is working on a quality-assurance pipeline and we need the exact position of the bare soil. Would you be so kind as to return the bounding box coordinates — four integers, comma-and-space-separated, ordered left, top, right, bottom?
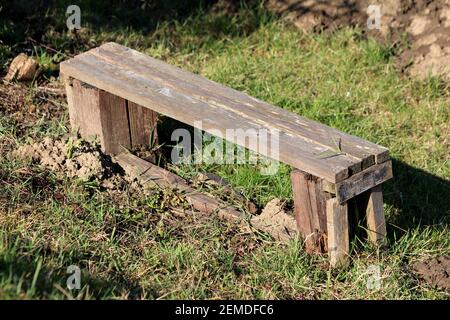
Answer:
13, 137, 131, 190
266, 0, 450, 80
250, 198, 298, 241
12, 136, 299, 242
412, 256, 450, 292
0, 81, 66, 125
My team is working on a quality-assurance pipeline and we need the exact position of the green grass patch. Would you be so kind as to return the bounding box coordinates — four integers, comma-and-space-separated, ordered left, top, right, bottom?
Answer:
0, 1, 448, 299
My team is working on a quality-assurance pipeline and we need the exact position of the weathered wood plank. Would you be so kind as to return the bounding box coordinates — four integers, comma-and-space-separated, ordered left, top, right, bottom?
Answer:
335, 160, 393, 203
326, 198, 349, 267
60, 52, 361, 183
65, 78, 102, 138
114, 152, 245, 222
98, 89, 131, 155
127, 101, 158, 147
115, 153, 299, 241
61, 75, 77, 130
359, 185, 387, 244
62, 77, 131, 154
291, 169, 331, 253
92, 46, 369, 172
97, 42, 389, 165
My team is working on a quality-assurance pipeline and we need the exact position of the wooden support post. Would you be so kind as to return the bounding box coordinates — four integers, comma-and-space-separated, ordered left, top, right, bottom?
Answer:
63, 77, 158, 155
326, 198, 349, 267
356, 185, 387, 245
291, 169, 332, 253
127, 101, 158, 147
64, 77, 130, 154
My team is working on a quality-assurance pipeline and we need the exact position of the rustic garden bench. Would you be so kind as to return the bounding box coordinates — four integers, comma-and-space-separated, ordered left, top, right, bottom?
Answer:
60, 42, 393, 267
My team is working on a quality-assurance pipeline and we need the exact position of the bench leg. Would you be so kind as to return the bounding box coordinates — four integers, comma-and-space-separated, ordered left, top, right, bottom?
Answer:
326, 198, 349, 267
357, 185, 387, 245
291, 169, 350, 267
291, 169, 332, 253
63, 77, 157, 155
127, 101, 158, 148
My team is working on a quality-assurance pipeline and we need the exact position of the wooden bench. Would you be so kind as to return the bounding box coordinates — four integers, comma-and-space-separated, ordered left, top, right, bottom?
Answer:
60, 42, 393, 267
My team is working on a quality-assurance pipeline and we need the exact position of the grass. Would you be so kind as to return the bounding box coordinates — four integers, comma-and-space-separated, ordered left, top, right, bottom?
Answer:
0, 1, 449, 299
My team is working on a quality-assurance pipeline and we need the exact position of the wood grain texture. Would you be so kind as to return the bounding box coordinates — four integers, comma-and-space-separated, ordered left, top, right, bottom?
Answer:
59, 73, 77, 130
96, 43, 389, 165
60, 43, 391, 182
127, 101, 158, 147
64, 78, 131, 155
60, 55, 350, 182
98, 89, 131, 155
359, 185, 387, 244
335, 160, 393, 203
65, 77, 102, 138
326, 198, 349, 268
59, 55, 353, 182
291, 169, 332, 253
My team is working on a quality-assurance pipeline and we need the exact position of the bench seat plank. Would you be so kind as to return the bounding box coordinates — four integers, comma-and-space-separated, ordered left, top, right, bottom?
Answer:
97, 43, 389, 166
60, 42, 388, 183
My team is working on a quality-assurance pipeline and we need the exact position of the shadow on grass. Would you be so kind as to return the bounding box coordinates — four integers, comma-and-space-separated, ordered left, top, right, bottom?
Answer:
383, 158, 450, 237
348, 157, 449, 248
0, 245, 154, 299
0, 0, 268, 57
0, 0, 209, 40
157, 117, 450, 232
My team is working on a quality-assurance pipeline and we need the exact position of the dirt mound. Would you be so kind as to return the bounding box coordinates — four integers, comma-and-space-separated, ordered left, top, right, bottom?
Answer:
250, 198, 298, 241
266, 0, 450, 80
12, 137, 299, 242
398, 1, 450, 80
412, 256, 450, 292
13, 137, 129, 191
266, 0, 367, 33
